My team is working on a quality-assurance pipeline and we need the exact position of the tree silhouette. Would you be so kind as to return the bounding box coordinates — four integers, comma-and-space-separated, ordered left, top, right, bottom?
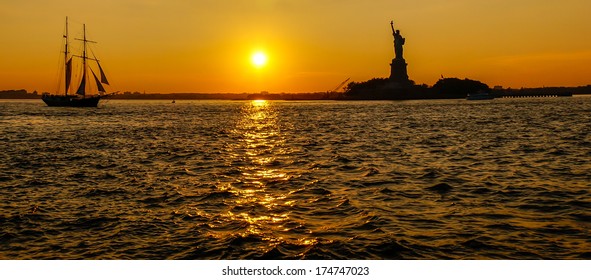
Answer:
432, 78, 490, 97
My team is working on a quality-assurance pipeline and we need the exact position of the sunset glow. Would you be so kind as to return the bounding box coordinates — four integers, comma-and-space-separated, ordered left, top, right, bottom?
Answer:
1, 0, 590, 93
251, 52, 268, 68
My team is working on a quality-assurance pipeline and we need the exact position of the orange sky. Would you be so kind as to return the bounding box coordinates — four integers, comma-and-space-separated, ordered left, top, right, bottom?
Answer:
1, 0, 590, 93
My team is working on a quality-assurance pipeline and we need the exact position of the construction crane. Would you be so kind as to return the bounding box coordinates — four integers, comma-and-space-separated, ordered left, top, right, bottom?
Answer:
330, 78, 350, 93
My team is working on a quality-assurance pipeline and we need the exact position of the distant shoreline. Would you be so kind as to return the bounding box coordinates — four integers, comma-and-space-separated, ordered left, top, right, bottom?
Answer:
2, 86, 591, 100
0, 90, 329, 100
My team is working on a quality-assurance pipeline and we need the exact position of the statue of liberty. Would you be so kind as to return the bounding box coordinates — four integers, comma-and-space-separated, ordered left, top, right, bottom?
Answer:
389, 20, 410, 84
391, 20, 405, 60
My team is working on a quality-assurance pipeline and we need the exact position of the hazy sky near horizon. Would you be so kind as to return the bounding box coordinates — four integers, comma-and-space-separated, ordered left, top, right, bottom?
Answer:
1, 0, 590, 93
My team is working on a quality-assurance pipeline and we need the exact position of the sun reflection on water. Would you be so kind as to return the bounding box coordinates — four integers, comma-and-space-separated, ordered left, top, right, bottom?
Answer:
215, 100, 316, 248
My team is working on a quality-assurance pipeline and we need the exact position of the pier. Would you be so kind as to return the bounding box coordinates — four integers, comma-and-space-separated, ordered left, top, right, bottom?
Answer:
495, 92, 573, 98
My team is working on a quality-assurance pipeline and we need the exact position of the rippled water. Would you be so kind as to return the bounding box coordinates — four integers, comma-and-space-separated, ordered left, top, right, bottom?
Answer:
1, 97, 590, 259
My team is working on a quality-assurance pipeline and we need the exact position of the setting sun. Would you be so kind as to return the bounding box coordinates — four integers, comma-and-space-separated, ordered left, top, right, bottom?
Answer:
251, 52, 268, 68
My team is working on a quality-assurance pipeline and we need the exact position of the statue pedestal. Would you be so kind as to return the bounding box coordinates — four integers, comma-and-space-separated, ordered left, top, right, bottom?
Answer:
389, 58, 409, 85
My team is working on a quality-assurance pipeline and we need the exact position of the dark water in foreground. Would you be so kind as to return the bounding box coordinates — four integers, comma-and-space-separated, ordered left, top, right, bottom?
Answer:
1, 98, 590, 259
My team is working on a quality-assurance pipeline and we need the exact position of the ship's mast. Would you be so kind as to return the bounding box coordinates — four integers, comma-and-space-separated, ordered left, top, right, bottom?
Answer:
81, 23, 87, 95
73, 21, 101, 96
64, 17, 69, 95
75, 23, 95, 96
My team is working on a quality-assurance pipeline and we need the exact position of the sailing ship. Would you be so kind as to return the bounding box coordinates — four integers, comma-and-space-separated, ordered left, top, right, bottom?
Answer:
42, 17, 110, 107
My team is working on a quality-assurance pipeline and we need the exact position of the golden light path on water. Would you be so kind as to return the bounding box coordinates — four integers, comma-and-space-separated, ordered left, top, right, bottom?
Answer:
213, 100, 318, 248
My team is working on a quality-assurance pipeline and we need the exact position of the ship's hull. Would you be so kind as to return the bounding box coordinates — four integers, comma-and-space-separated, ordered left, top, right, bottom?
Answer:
42, 95, 101, 107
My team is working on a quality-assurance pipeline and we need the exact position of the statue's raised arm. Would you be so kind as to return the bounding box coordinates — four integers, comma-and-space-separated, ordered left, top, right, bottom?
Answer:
390, 20, 395, 35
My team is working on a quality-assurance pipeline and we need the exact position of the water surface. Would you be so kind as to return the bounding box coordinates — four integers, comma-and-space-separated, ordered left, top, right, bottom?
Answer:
1, 97, 590, 259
